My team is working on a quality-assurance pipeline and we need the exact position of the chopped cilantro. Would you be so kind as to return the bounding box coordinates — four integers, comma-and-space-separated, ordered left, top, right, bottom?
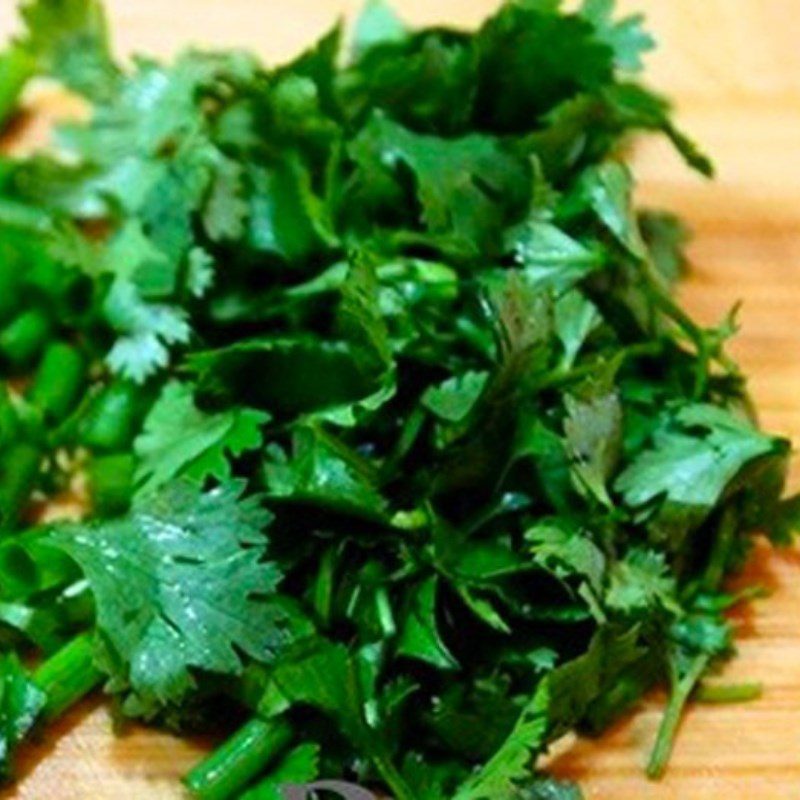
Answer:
0, 0, 794, 797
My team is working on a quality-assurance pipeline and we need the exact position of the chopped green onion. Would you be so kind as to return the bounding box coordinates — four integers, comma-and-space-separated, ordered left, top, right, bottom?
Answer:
87, 453, 135, 516
0, 309, 51, 367
184, 717, 293, 800
79, 381, 146, 451
29, 343, 87, 422
0, 443, 42, 530
33, 632, 102, 721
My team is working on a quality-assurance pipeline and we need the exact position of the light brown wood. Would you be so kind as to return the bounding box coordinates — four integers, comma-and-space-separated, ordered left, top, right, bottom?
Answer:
2, 1, 800, 797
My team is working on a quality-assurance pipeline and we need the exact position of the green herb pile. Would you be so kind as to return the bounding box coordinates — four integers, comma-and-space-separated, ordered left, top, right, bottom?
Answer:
0, 0, 797, 797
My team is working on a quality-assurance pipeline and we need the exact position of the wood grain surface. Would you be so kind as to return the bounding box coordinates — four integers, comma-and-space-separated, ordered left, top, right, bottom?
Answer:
2, 1, 800, 797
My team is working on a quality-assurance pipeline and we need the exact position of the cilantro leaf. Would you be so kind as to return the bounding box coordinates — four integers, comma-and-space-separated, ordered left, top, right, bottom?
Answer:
455, 626, 640, 800
606, 547, 681, 616
527, 519, 606, 595
397, 576, 458, 670
188, 337, 385, 418
422, 371, 489, 424
246, 158, 336, 262
581, 162, 647, 259
51, 480, 285, 713
507, 220, 604, 292
19, 0, 120, 99
401, 753, 465, 800
349, 113, 530, 258
263, 424, 387, 521
271, 638, 414, 798
564, 388, 622, 507
103, 280, 191, 382
134, 381, 268, 495
580, 0, 655, 72
274, 639, 372, 747
352, 0, 406, 58
474, 2, 614, 131
616, 404, 787, 526
453, 678, 550, 800
202, 154, 249, 243
554, 290, 601, 368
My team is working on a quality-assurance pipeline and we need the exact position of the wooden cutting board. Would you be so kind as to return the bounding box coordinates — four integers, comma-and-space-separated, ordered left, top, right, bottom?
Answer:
2, 1, 800, 797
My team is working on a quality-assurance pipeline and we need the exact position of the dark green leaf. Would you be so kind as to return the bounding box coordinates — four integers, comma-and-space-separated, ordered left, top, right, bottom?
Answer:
20, 0, 120, 99
134, 381, 269, 494
397, 576, 458, 670
51, 480, 285, 713
616, 405, 786, 521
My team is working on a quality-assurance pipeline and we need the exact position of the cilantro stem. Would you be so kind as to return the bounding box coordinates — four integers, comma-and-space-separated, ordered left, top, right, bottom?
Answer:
646, 654, 710, 779
312, 545, 337, 627
371, 753, 417, 800
642, 265, 710, 399
183, 716, 293, 800
695, 681, 762, 704
701, 505, 737, 592
381, 404, 426, 479
33, 632, 102, 721
537, 341, 663, 391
